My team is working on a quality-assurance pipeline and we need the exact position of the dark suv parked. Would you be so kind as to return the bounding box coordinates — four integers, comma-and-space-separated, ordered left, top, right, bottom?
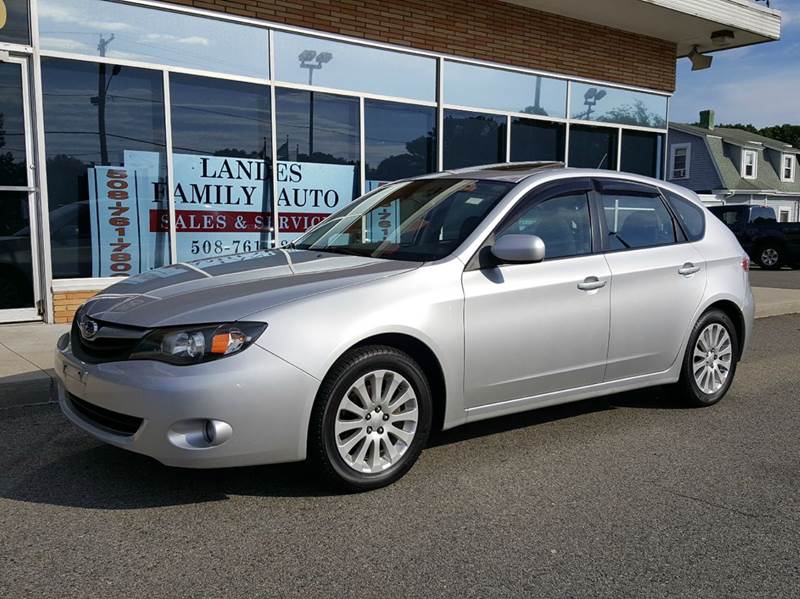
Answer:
708, 205, 800, 269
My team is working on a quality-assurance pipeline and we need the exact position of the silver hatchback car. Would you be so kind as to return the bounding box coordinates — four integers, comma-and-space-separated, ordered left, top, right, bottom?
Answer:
56, 163, 754, 490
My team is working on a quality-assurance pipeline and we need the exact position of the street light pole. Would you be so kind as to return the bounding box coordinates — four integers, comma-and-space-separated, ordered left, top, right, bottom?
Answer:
298, 50, 333, 160
97, 34, 114, 165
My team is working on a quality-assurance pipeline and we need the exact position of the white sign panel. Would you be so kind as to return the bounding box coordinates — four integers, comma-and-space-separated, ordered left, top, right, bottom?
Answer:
87, 154, 358, 274
276, 161, 357, 245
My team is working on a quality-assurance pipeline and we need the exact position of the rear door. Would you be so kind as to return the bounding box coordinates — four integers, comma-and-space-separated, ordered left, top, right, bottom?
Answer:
596, 179, 707, 381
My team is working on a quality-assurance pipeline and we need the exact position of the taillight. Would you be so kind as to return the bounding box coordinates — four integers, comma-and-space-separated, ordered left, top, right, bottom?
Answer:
741, 256, 750, 271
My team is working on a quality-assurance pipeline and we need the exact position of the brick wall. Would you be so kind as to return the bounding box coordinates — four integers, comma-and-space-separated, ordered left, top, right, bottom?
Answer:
165, 0, 676, 92
53, 291, 97, 324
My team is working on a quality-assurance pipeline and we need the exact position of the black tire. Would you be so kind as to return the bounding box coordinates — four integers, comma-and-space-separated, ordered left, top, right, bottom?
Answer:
756, 243, 782, 270
677, 309, 739, 407
308, 345, 432, 492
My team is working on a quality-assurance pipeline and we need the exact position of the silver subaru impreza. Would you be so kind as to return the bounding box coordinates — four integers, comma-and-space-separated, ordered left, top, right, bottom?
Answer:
56, 163, 754, 490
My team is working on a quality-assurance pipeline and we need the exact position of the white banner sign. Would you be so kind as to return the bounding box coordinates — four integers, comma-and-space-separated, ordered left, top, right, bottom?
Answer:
87, 153, 358, 274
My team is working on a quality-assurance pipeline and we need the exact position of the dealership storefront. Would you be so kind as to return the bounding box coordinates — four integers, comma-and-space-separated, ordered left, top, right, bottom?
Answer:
0, 0, 779, 323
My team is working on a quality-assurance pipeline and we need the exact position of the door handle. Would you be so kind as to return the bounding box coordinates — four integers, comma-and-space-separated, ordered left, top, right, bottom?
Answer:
678, 262, 700, 276
577, 276, 607, 291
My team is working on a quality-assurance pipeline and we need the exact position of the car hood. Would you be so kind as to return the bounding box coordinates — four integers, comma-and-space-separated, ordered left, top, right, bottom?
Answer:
82, 249, 419, 328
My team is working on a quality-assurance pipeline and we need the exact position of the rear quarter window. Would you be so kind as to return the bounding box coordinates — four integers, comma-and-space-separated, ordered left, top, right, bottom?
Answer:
664, 190, 705, 241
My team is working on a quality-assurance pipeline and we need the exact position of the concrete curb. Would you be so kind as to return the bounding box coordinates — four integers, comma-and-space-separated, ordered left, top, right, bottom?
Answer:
753, 287, 800, 319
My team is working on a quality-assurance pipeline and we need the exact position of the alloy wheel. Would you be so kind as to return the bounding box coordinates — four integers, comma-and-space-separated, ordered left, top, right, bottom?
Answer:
760, 248, 779, 267
692, 323, 733, 395
334, 369, 419, 474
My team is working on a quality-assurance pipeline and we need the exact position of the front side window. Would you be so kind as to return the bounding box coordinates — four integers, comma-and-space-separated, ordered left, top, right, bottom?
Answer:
742, 150, 757, 179
497, 193, 592, 259
293, 179, 512, 261
601, 192, 676, 250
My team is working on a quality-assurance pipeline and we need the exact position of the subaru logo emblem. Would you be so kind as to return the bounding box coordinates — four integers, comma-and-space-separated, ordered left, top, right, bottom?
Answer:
79, 315, 100, 340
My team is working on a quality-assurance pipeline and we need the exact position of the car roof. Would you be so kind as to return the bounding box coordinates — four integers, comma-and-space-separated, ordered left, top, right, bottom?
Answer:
418, 161, 565, 183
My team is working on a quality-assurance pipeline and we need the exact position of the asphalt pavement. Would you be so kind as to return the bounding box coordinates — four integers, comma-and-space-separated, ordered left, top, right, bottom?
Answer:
1, 315, 799, 598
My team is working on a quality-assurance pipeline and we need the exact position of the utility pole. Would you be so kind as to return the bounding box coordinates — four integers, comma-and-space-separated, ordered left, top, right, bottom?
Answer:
97, 34, 114, 165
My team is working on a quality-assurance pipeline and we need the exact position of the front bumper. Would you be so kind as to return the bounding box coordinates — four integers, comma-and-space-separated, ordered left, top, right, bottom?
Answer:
55, 336, 320, 468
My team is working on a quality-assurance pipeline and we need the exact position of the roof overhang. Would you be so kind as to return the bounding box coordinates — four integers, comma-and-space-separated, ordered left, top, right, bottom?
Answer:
502, 0, 781, 56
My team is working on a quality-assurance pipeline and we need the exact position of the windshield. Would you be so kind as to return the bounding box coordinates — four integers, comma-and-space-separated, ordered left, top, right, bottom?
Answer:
292, 178, 513, 261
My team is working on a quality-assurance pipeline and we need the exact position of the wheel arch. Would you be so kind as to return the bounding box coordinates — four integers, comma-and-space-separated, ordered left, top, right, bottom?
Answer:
704, 299, 746, 361
340, 332, 448, 433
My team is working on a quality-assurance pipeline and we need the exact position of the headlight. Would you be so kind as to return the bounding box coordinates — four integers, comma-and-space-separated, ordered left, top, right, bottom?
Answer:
130, 322, 267, 365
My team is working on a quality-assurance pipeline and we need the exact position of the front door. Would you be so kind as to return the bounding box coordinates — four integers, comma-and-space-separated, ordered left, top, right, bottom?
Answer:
462, 180, 611, 410
0, 57, 40, 322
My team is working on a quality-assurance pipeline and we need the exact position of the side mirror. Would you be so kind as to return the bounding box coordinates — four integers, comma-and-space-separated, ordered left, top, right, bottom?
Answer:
490, 234, 546, 264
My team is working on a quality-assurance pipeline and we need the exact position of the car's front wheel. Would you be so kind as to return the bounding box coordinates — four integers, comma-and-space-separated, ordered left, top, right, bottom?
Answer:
677, 309, 739, 407
309, 345, 432, 491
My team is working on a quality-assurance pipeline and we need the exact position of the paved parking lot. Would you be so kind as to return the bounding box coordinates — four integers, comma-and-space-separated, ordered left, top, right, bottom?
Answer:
1, 315, 799, 598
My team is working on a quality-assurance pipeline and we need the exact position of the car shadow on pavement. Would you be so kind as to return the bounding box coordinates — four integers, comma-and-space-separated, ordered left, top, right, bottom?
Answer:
2, 385, 687, 509
429, 384, 686, 447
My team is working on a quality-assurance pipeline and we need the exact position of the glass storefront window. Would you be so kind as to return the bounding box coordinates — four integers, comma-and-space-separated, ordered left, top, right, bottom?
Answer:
0, 61, 28, 186
570, 83, 667, 129
620, 130, 664, 178
0, 190, 34, 309
510, 119, 565, 163
568, 124, 618, 170
444, 61, 567, 118
0, 0, 30, 45
42, 57, 168, 278
273, 31, 436, 102
275, 88, 360, 244
38, 0, 269, 78
169, 74, 273, 261
443, 110, 506, 170
364, 100, 436, 190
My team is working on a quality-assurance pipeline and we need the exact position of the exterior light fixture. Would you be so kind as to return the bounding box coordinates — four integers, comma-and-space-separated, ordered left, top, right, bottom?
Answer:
581, 87, 607, 120
688, 46, 713, 71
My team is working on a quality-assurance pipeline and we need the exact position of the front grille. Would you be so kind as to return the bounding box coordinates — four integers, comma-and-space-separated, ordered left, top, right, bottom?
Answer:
71, 316, 148, 364
67, 393, 143, 436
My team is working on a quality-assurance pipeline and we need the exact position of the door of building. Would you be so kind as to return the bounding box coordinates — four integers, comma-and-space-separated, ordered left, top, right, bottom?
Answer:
0, 56, 41, 322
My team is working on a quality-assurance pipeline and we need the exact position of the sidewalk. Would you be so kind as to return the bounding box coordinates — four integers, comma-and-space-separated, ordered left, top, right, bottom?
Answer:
2, 286, 799, 410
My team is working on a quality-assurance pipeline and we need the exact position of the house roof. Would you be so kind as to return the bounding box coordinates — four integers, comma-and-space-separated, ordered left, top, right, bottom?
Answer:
670, 123, 800, 193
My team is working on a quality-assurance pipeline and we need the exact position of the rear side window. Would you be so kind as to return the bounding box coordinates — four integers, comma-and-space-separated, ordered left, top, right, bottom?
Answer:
600, 192, 676, 250
664, 190, 705, 241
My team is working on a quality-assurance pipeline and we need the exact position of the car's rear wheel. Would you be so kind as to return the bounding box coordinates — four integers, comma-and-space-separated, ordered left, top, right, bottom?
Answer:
309, 345, 432, 491
677, 309, 739, 407
756, 244, 782, 269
